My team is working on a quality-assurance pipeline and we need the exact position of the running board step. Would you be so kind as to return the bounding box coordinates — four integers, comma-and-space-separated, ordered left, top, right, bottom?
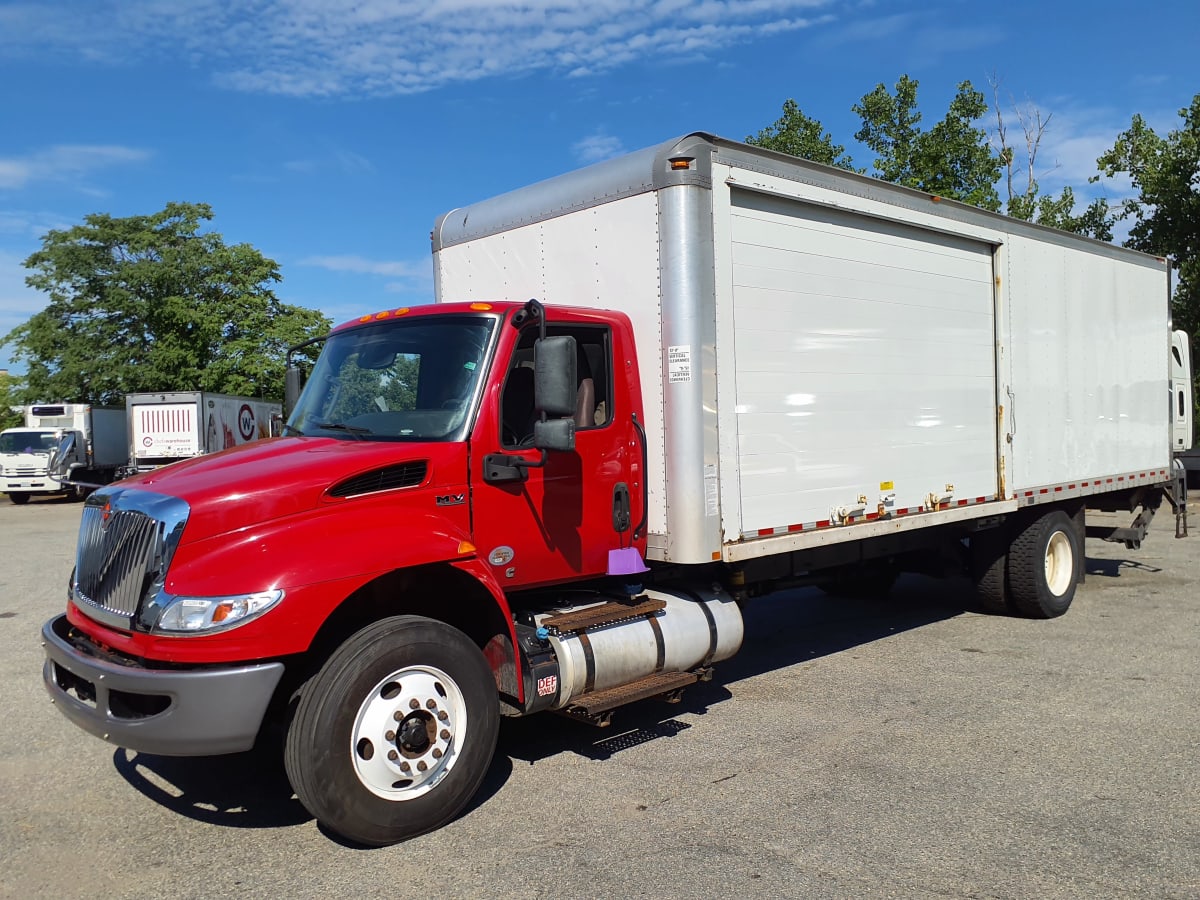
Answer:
540, 597, 666, 634
562, 671, 699, 726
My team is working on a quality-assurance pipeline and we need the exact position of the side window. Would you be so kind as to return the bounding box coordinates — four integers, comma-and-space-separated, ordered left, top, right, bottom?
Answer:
574, 328, 612, 429
498, 324, 612, 448
500, 337, 537, 448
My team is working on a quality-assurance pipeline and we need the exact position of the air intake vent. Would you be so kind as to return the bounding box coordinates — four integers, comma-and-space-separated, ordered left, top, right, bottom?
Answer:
330, 462, 428, 498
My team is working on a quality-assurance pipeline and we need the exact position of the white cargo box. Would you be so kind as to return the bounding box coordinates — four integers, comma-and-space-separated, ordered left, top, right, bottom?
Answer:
433, 132, 1174, 565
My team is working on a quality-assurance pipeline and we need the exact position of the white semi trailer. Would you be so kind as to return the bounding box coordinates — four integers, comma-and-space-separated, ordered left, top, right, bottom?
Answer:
124, 391, 282, 474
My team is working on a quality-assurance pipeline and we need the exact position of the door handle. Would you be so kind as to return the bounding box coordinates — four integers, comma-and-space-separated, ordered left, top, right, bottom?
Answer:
612, 482, 631, 533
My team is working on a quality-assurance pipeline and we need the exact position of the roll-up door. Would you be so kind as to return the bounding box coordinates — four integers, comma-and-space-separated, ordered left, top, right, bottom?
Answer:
728, 188, 998, 534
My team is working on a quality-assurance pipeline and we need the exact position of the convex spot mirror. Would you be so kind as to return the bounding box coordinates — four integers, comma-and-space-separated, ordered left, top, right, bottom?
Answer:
284, 366, 305, 416
533, 418, 575, 453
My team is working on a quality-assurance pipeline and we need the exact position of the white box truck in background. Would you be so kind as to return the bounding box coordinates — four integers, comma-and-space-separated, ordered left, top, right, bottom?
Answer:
124, 391, 282, 474
0, 403, 126, 504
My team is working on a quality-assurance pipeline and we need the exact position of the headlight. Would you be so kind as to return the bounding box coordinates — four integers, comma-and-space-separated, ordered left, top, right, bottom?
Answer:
150, 590, 284, 634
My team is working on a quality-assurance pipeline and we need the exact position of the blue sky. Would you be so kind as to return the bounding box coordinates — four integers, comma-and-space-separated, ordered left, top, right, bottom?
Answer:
1, 0, 1197, 375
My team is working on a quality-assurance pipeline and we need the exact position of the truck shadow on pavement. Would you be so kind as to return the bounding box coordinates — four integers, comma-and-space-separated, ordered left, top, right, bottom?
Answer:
114, 743, 516, 848
1084, 556, 1162, 577
112, 746, 311, 831
498, 575, 969, 769
110, 576, 972, 841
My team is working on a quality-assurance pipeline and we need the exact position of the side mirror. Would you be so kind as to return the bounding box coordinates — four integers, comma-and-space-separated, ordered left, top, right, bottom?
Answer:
48, 433, 77, 478
284, 366, 305, 416
533, 418, 575, 453
533, 335, 577, 417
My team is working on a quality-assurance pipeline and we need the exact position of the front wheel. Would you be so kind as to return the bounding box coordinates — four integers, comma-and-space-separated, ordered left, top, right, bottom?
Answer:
7, 492, 30, 505
285, 616, 500, 846
1007, 510, 1081, 618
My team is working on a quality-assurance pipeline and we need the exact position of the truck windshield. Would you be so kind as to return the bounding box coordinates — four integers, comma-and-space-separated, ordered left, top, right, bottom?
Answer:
287, 315, 497, 441
0, 431, 57, 454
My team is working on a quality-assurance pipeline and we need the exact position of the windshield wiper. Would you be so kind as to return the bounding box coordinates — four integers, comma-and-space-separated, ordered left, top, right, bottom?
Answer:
313, 421, 373, 438
281, 423, 304, 436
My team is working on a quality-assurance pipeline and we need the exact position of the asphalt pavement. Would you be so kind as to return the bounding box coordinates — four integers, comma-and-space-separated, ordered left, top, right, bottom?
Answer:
2, 492, 1198, 899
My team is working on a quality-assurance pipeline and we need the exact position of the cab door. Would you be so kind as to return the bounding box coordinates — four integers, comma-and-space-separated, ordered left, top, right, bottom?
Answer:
469, 322, 635, 590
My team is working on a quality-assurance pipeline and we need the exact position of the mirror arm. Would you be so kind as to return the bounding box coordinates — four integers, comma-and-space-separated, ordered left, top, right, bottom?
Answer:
482, 450, 546, 484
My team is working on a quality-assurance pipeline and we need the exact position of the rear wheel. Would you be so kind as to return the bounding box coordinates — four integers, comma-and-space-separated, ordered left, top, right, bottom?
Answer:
285, 615, 499, 846
1007, 511, 1080, 618
970, 526, 1012, 614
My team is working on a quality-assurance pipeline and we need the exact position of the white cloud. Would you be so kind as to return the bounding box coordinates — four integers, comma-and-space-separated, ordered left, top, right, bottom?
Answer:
0, 145, 151, 190
573, 133, 625, 164
300, 254, 430, 281
1, 0, 837, 98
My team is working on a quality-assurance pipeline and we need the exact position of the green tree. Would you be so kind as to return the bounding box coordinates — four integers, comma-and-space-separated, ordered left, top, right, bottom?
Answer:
1023, 187, 1113, 242
1096, 96, 1200, 338
2, 202, 330, 405
0, 371, 23, 430
989, 75, 1114, 240
853, 76, 1001, 210
747, 99, 857, 170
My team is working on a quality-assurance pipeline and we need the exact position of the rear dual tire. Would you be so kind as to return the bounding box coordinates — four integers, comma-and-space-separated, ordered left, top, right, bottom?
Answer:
972, 510, 1081, 618
1007, 510, 1080, 618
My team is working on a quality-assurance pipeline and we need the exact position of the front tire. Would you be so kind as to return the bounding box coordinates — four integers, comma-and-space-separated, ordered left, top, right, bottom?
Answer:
7, 492, 30, 505
285, 615, 499, 846
1007, 511, 1080, 618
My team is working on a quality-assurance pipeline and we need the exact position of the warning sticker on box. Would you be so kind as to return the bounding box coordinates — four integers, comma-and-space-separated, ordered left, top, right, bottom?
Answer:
668, 345, 692, 383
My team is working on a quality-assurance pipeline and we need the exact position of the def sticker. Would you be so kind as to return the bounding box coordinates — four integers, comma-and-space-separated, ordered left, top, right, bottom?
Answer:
537, 675, 558, 697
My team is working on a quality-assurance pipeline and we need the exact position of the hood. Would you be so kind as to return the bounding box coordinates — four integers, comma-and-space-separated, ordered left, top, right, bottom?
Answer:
117, 436, 459, 543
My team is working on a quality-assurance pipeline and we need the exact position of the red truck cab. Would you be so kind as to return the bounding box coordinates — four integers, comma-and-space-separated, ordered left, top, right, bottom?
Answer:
43, 300, 662, 846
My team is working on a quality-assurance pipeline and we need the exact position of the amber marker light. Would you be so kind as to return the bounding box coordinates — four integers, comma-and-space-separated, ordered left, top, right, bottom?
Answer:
669, 157, 692, 170
457, 540, 477, 554
468, 303, 493, 311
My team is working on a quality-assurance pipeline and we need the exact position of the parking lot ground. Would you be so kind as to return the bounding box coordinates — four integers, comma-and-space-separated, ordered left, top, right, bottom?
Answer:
2, 495, 1198, 899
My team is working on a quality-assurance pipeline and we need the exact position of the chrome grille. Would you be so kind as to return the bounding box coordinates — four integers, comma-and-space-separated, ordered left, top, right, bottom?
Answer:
72, 488, 189, 629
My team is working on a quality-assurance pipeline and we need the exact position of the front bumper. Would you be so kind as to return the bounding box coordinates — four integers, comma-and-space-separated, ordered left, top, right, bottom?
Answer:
41, 615, 285, 756
3, 479, 53, 491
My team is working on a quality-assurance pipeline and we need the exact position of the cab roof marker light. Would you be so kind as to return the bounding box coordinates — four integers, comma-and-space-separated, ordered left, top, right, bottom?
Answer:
469, 303, 493, 311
